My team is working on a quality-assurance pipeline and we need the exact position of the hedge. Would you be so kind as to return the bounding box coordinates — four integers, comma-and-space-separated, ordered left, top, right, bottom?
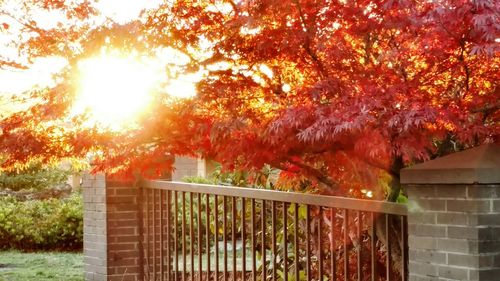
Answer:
0, 161, 72, 191
0, 192, 83, 251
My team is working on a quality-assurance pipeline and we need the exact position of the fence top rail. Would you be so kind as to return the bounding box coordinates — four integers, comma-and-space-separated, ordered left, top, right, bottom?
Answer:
142, 180, 407, 216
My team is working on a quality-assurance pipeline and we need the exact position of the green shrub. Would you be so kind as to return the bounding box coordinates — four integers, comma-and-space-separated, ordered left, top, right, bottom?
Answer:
0, 192, 83, 251
182, 175, 215, 184
184, 163, 280, 188
0, 161, 72, 191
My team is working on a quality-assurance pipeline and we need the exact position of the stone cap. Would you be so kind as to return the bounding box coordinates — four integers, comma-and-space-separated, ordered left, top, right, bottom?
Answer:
401, 143, 500, 184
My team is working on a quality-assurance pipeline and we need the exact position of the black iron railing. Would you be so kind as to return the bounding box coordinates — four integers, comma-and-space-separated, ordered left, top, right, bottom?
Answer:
139, 180, 408, 281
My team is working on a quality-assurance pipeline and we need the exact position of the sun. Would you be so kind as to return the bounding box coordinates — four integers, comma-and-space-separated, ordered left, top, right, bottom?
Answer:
72, 49, 199, 130
73, 52, 163, 130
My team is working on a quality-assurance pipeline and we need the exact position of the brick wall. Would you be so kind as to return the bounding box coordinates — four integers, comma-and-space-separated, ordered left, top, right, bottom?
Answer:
83, 173, 108, 281
407, 184, 500, 281
402, 144, 500, 281
83, 174, 143, 281
172, 156, 201, 181
106, 180, 143, 281
172, 156, 214, 181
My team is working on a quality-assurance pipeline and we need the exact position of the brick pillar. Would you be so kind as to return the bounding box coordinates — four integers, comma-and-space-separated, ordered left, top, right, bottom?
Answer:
106, 179, 143, 281
172, 156, 214, 181
83, 174, 142, 281
83, 173, 108, 281
401, 144, 500, 281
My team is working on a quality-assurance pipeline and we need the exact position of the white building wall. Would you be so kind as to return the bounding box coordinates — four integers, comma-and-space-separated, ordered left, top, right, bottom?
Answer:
172, 156, 208, 181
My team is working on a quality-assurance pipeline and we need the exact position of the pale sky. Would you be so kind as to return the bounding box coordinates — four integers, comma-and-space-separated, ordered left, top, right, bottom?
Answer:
0, 0, 162, 96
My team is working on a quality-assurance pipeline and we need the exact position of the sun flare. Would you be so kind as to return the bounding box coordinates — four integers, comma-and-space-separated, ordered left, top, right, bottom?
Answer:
73, 53, 162, 129
72, 49, 199, 130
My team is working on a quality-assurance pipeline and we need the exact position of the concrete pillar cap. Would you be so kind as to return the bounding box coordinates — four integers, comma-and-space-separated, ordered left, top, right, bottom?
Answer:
401, 143, 500, 184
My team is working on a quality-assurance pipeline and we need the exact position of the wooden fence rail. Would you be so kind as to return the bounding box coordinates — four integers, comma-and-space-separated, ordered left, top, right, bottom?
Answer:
139, 180, 408, 281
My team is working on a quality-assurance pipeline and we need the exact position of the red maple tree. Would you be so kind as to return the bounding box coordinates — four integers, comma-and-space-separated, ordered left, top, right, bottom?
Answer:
0, 0, 498, 200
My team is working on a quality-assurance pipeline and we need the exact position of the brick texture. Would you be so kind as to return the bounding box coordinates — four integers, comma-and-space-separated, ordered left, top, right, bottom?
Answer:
172, 156, 214, 181
106, 180, 142, 281
83, 173, 108, 281
83, 174, 143, 281
172, 156, 201, 181
407, 184, 500, 281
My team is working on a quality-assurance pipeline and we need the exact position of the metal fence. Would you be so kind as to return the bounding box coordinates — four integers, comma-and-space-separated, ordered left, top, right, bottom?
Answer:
139, 180, 408, 281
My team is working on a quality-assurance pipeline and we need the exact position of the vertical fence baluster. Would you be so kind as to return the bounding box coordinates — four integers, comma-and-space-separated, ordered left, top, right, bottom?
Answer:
330, 208, 336, 281
174, 191, 179, 281
261, 200, 266, 281
153, 189, 157, 280
223, 196, 228, 281
183, 192, 187, 281
306, 205, 311, 281
198, 194, 202, 281
146, 189, 150, 278
167, 190, 171, 281
283, 202, 288, 281
318, 207, 323, 281
294, 203, 299, 281
190, 193, 195, 281
271, 201, 276, 281
215, 195, 219, 281
343, 209, 348, 281
401, 215, 408, 281
160, 190, 164, 281
371, 212, 377, 281
357, 211, 362, 281
251, 198, 256, 281
232, 197, 237, 281
386, 214, 391, 281
242, 198, 246, 281
206, 194, 211, 281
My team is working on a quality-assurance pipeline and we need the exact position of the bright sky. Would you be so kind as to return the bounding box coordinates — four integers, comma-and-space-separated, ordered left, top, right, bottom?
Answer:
0, 57, 67, 94
0, 0, 198, 129
0, 0, 163, 94
96, 0, 163, 24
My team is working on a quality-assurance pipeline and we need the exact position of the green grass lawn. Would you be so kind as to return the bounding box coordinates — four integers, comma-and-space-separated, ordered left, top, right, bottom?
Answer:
0, 251, 83, 281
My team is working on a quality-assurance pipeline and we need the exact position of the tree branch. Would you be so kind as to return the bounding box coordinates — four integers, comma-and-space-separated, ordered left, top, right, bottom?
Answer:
471, 100, 500, 114
292, 0, 328, 79
270, 158, 338, 195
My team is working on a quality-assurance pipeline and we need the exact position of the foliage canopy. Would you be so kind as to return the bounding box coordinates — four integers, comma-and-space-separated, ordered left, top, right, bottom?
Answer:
0, 0, 498, 199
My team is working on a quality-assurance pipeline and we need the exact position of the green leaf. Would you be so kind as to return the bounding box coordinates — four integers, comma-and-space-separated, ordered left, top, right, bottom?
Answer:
298, 205, 307, 219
